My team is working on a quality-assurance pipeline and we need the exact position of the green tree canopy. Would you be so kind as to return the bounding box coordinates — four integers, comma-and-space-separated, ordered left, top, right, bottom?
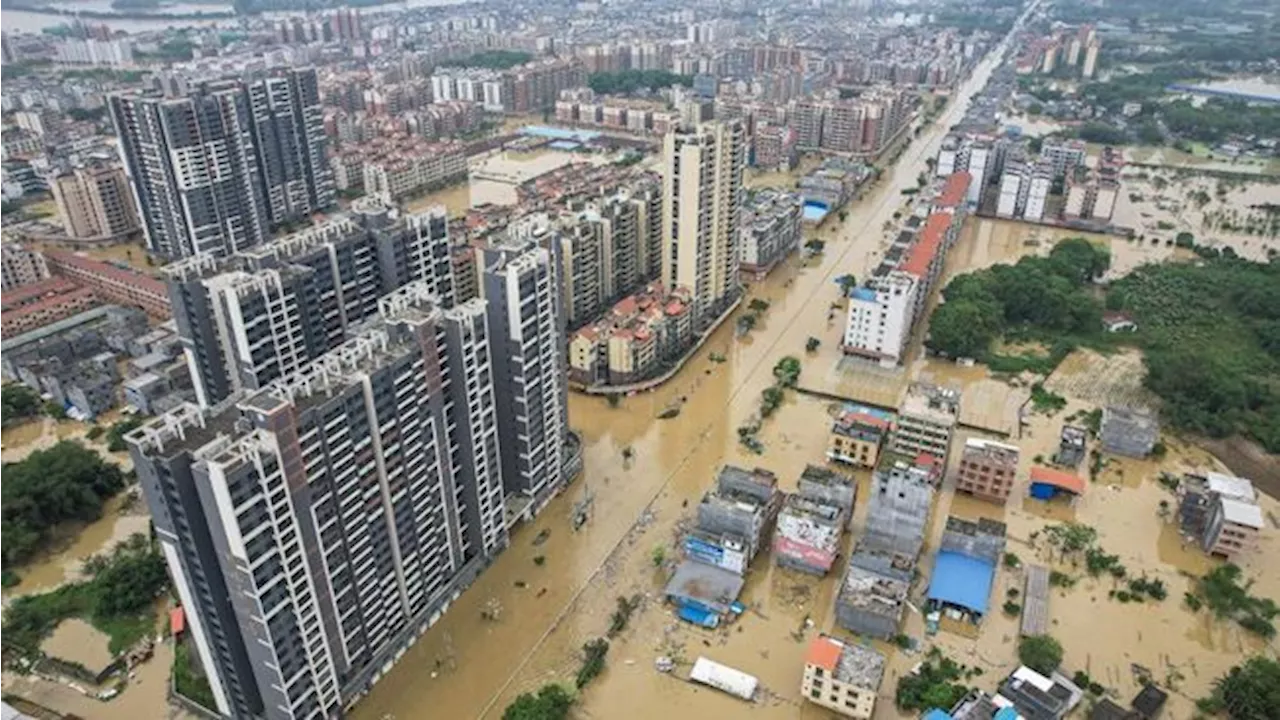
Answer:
2, 384, 43, 424
1018, 635, 1064, 676
503, 684, 574, 720
1201, 656, 1280, 720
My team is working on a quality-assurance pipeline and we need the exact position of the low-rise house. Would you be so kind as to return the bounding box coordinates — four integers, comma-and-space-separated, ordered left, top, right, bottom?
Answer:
1099, 406, 1159, 458
955, 438, 1020, 504
1055, 424, 1087, 467
802, 635, 885, 719
890, 383, 960, 463
828, 404, 893, 468
773, 469, 854, 575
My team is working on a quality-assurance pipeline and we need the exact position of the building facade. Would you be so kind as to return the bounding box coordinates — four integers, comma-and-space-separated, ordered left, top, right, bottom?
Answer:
126, 289, 508, 720
51, 163, 141, 240
1, 242, 49, 290
479, 232, 570, 516
165, 198, 454, 407
662, 119, 746, 326
111, 68, 334, 259
955, 438, 1021, 504
802, 635, 885, 719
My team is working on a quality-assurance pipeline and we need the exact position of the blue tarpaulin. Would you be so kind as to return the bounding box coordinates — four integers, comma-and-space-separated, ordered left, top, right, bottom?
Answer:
927, 551, 996, 616
923, 710, 954, 720
679, 604, 720, 628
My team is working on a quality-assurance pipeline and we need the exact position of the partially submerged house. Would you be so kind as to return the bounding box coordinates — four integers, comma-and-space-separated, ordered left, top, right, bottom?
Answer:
1099, 406, 1159, 458
926, 517, 1006, 626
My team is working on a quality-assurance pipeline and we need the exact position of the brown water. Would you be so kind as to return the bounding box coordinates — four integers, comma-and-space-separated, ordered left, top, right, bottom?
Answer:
3, 492, 152, 598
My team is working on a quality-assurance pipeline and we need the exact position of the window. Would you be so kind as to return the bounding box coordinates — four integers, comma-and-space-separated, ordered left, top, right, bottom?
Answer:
811, 688, 821, 700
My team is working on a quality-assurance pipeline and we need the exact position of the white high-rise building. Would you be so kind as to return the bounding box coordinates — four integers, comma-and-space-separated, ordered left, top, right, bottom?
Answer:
127, 287, 509, 720
842, 271, 918, 367
661, 119, 746, 325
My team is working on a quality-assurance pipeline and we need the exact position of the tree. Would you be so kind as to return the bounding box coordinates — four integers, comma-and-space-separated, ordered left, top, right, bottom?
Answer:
2, 384, 43, 424
1175, 231, 1196, 248
503, 684, 574, 720
835, 274, 858, 295
1018, 635, 1064, 676
805, 239, 825, 254
576, 638, 609, 688
747, 298, 771, 313
926, 299, 1001, 358
773, 356, 802, 387
106, 417, 144, 452
805, 337, 821, 353
651, 546, 666, 567
2, 441, 127, 567
1200, 656, 1280, 720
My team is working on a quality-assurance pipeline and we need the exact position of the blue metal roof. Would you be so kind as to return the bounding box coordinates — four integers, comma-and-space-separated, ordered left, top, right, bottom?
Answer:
850, 287, 878, 302
923, 709, 954, 720
927, 551, 996, 615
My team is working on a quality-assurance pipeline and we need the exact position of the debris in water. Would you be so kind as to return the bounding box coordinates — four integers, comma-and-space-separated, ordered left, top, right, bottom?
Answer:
532, 529, 551, 546
657, 404, 680, 419
655, 656, 674, 673
480, 598, 502, 621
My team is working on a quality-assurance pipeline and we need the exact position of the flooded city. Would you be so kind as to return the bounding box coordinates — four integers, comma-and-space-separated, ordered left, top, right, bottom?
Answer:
3, 0, 1277, 717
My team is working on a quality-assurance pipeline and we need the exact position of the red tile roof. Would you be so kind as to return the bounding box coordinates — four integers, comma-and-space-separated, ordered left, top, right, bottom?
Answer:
43, 249, 167, 298
805, 636, 842, 672
900, 213, 952, 279
1029, 465, 1086, 495
170, 607, 186, 636
937, 171, 971, 208
1, 276, 81, 311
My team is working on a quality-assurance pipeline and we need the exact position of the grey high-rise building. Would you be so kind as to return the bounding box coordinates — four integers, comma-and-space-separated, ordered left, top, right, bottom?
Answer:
479, 227, 570, 519
127, 286, 507, 720
166, 198, 454, 407
110, 67, 334, 260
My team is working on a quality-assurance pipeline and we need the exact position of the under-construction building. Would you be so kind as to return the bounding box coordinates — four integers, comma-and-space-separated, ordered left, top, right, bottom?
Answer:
835, 461, 935, 638
689, 466, 783, 573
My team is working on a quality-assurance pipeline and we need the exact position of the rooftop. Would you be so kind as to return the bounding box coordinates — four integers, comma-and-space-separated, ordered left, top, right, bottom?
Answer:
1204, 471, 1257, 502
963, 437, 1020, 463
1029, 466, 1086, 495
1219, 497, 1264, 529
807, 635, 886, 691
900, 212, 952, 278
927, 550, 996, 615
936, 171, 971, 208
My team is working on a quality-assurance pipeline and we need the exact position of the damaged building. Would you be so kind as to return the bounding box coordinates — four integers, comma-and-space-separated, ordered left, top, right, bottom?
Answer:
1177, 471, 1263, 559
773, 465, 857, 576
834, 460, 934, 638
667, 466, 782, 627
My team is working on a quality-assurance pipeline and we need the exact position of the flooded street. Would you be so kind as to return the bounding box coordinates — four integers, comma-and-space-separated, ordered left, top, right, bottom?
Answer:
353, 33, 1042, 720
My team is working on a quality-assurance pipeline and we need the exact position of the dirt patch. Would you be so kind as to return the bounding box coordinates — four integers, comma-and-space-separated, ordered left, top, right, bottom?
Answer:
1043, 348, 1155, 410
40, 619, 113, 671
1195, 435, 1280, 500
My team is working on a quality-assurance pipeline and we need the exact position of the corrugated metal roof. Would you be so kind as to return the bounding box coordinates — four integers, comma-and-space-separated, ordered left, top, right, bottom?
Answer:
690, 657, 759, 701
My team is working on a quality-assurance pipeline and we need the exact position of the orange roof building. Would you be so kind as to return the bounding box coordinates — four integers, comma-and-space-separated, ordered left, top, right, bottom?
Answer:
1029, 465, 1086, 498
899, 212, 951, 280
805, 635, 842, 672
936, 171, 971, 209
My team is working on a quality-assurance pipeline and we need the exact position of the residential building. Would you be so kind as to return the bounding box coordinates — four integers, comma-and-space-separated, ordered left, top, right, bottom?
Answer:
50, 162, 141, 240
773, 466, 855, 576
41, 249, 169, 318
1040, 138, 1087, 178
479, 233, 570, 517
338, 135, 468, 201
863, 461, 934, 559
834, 549, 913, 640
1177, 471, 1259, 555
802, 635, 885, 719
165, 197, 454, 407
1099, 405, 1159, 458
1, 277, 99, 338
661, 119, 746, 326
740, 189, 802, 279
890, 382, 960, 463
1, 242, 49, 290
752, 124, 797, 172
688, 466, 783, 574
841, 272, 918, 366
1056, 425, 1087, 467
566, 281, 694, 387
54, 38, 133, 67
955, 438, 1020, 504
827, 404, 893, 468
1082, 41, 1100, 78
111, 67, 333, 259
125, 288, 508, 720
